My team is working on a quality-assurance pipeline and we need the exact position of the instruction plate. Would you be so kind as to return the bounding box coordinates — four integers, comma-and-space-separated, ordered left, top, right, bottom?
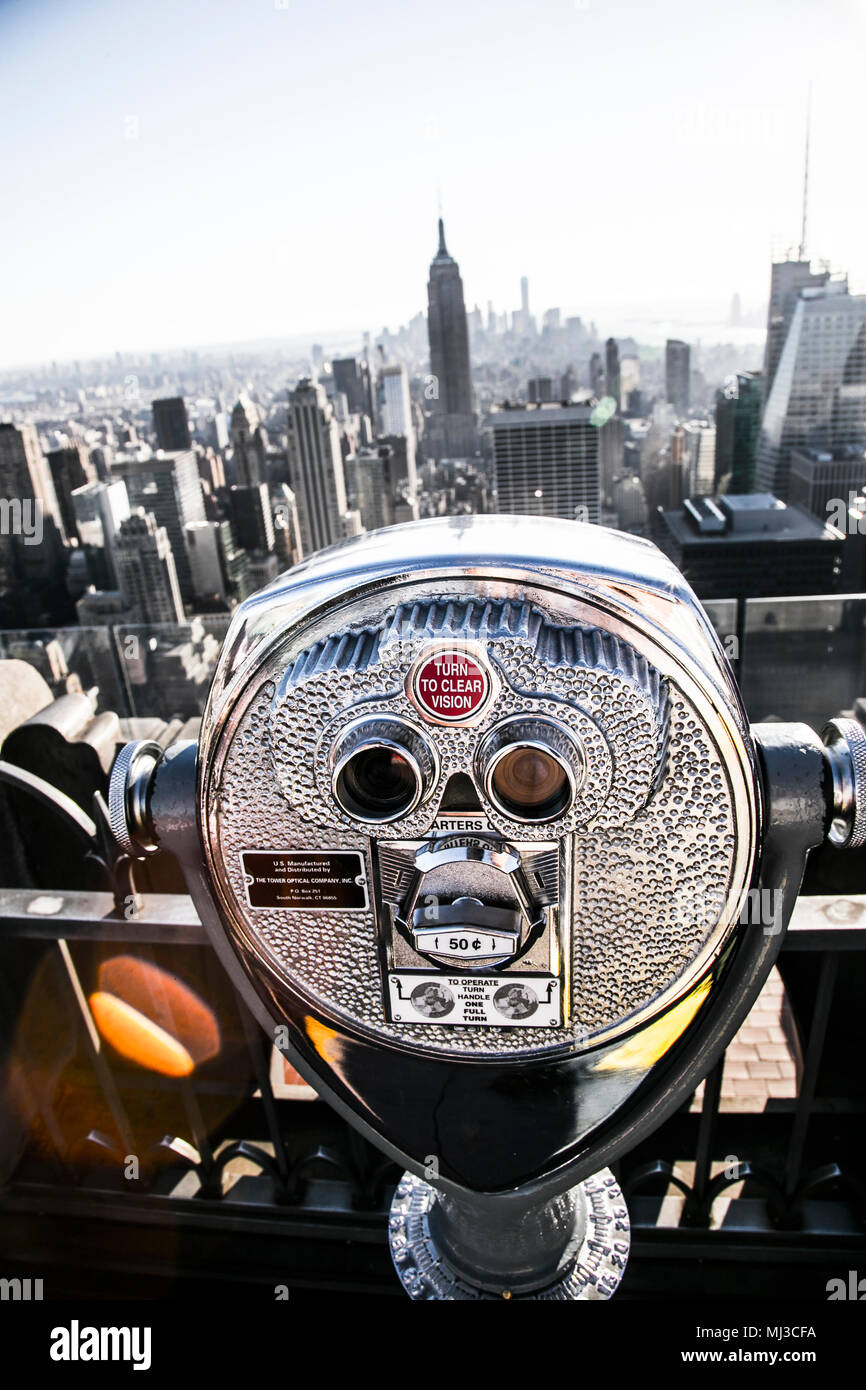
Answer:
387, 972, 561, 1027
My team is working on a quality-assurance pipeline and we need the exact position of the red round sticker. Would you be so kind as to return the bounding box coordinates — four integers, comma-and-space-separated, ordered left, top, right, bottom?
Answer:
412, 650, 491, 723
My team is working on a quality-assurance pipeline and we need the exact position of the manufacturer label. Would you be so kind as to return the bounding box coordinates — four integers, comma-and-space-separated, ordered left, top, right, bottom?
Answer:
388, 972, 561, 1027
241, 850, 368, 910
410, 649, 491, 724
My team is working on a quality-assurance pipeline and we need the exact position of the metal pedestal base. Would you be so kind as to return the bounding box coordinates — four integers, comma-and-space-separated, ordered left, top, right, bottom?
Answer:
388, 1168, 630, 1300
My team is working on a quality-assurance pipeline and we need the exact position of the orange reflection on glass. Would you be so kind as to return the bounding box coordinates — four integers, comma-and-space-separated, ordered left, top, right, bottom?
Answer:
89, 955, 220, 1076
89, 992, 195, 1076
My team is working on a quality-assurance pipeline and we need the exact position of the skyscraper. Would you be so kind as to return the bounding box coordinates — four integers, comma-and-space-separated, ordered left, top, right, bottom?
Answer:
333, 358, 369, 417
378, 362, 413, 437
528, 378, 554, 404
520, 276, 531, 335
755, 282, 866, 499
789, 445, 866, 522
71, 479, 130, 587
426, 218, 476, 459
271, 484, 303, 570
762, 259, 831, 401
185, 520, 228, 604
350, 445, 396, 532
45, 442, 96, 541
560, 365, 578, 401
665, 340, 691, 415
229, 482, 276, 555
0, 422, 67, 597
0, 423, 65, 540
377, 435, 420, 523
230, 396, 267, 487
681, 422, 717, 496
286, 378, 348, 556
714, 371, 762, 492
588, 353, 604, 398
111, 448, 205, 605
620, 355, 640, 409
605, 338, 621, 409
152, 396, 192, 452
488, 402, 602, 523
376, 361, 418, 510
112, 509, 185, 623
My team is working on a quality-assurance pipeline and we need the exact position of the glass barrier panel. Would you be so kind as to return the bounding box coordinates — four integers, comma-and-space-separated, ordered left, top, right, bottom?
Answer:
113, 618, 225, 720
700, 599, 739, 666
741, 594, 866, 727
0, 625, 131, 715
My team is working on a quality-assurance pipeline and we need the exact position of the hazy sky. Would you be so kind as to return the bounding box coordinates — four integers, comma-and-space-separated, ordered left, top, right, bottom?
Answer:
1, 0, 865, 368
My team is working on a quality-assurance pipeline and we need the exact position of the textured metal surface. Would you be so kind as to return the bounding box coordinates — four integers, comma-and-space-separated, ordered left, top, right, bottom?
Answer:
106, 740, 140, 856
206, 590, 747, 1055
107, 739, 162, 857
822, 717, 866, 849
387, 1168, 630, 1300
271, 598, 670, 836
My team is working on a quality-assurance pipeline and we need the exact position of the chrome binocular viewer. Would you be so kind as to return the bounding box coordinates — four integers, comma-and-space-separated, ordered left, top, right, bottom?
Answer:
109, 515, 865, 1299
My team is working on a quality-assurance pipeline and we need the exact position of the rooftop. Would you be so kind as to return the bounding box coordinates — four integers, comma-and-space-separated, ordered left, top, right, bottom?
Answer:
662, 494, 838, 545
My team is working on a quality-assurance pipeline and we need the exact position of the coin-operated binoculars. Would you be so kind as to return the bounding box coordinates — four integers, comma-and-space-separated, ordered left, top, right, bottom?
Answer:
108, 516, 865, 1300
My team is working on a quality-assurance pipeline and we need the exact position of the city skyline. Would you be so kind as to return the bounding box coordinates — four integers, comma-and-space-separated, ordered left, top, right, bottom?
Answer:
2, 0, 865, 369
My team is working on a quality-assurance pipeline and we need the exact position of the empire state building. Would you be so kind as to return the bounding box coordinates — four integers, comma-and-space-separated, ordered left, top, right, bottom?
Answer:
426, 219, 477, 459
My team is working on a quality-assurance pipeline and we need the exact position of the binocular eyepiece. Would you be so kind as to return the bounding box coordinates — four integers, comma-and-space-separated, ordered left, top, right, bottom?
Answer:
109, 515, 863, 1300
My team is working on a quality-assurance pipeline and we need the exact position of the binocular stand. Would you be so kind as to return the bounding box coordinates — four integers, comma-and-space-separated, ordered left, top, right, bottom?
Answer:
388, 1169, 630, 1300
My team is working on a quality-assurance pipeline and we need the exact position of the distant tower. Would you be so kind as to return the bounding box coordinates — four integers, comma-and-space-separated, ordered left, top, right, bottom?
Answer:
378, 362, 412, 437
0, 423, 65, 539
605, 338, 621, 408
490, 402, 602, 523
229, 482, 275, 555
756, 283, 866, 498
377, 361, 418, 493
71, 479, 130, 588
152, 397, 192, 452
287, 378, 348, 556
350, 445, 397, 532
714, 370, 762, 492
332, 358, 367, 416
520, 276, 530, 334
112, 510, 185, 623
46, 442, 97, 540
665, 340, 691, 415
0, 422, 67, 590
588, 353, 605, 398
231, 396, 266, 487
111, 449, 205, 605
560, 365, 578, 401
527, 378, 554, 404
426, 218, 476, 459
762, 261, 831, 401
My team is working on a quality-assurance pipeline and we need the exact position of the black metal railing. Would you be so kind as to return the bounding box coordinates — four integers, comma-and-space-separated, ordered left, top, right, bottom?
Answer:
0, 884, 863, 1298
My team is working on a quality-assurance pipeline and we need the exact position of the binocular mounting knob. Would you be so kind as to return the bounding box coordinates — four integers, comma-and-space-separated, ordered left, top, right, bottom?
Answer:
107, 739, 163, 858
822, 717, 866, 850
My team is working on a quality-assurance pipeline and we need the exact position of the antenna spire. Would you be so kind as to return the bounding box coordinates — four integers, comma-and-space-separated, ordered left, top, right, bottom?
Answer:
799, 85, 812, 262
